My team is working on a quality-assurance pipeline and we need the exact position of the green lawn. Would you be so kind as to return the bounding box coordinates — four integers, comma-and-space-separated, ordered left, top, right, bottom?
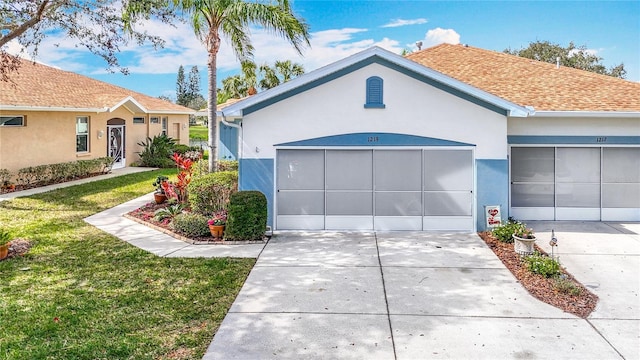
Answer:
0, 170, 254, 359
189, 125, 208, 141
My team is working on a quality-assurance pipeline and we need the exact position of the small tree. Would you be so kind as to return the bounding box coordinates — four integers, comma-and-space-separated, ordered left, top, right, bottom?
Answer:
176, 65, 188, 106
505, 40, 626, 79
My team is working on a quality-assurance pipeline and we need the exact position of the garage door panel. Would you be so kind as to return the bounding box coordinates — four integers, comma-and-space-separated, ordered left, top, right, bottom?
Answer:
375, 192, 422, 216
424, 192, 472, 216
556, 148, 600, 183
326, 150, 372, 190
326, 191, 372, 215
603, 148, 640, 182
277, 150, 324, 190
277, 191, 324, 215
556, 183, 600, 207
602, 184, 640, 208
424, 150, 473, 191
374, 150, 421, 191
511, 184, 554, 207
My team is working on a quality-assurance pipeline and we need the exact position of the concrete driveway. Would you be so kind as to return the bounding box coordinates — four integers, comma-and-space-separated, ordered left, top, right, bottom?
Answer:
204, 228, 639, 359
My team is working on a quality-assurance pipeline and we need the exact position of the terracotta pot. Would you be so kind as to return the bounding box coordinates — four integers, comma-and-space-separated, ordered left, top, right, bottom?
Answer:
154, 193, 167, 204
209, 225, 225, 239
0, 244, 8, 260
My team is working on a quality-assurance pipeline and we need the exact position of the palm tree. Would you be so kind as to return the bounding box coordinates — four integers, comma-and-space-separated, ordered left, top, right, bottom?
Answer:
259, 59, 304, 90
124, 0, 309, 172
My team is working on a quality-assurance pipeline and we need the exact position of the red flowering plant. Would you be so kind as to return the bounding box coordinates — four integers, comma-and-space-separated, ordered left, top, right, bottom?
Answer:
162, 153, 194, 204
208, 210, 227, 226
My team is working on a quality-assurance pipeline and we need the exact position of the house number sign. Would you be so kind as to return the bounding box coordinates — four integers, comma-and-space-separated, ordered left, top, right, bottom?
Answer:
367, 136, 379, 143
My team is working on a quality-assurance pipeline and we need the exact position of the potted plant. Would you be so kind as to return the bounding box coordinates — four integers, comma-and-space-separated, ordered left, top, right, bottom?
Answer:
152, 175, 169, 204
0, 230, 11, 260
207, 210, 227, 239
1, 180, 15, 192
512, 222, 536, 255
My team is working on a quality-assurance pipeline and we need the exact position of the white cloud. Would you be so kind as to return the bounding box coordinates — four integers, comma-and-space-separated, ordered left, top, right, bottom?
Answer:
415, 27, 461, 50
382, 18, 428, 28
568, 48, 599, 57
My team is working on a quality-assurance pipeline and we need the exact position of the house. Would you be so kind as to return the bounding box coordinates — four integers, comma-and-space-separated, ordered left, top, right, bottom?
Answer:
0, 58, 193, 174
194, 97, 245, 160
225, 44, 639, 231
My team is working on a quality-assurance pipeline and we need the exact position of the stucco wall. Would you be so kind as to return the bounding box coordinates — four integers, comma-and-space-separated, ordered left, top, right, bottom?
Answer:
0, 109, 189, 173
508, 116, 640, 136
241, 63, 508, 160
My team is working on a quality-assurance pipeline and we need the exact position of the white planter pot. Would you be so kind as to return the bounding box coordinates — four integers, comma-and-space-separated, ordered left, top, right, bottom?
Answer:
513, 234, 536, 255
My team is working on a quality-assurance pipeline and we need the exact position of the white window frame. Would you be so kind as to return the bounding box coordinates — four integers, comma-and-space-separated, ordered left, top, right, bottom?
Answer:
161, 116, 168, 136
133, 117, 145, 124
0, 115, 25, 127
76, 116, 89, 153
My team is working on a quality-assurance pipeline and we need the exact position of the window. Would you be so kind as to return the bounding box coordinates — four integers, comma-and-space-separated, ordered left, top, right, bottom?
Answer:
133, 117, 145, 124
0, 115, 25, 127
161, 117, 168, 136
364, 76, 385, 108
76, 116, 89, 152
150, 116, 160, 124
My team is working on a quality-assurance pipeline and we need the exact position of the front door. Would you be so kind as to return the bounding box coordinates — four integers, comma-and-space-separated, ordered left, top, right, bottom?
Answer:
107, 125, 125, 169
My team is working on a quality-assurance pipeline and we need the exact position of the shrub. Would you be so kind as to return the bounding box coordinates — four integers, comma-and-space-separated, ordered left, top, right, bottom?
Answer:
524, 252, 561, 277
0, 169, 11, 185
218, 160, 238, 172
137, 134, 176, 168
154, 203, 186, 222
171, 213, 210, 238
224, 191, 267, 241
553, 275, 582, 296
188, 171, 238, 215
491, 218, 526, 243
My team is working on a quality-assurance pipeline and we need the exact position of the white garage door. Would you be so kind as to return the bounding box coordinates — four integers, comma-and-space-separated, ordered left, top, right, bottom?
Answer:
276, 149, 474, 231
510, 146, 640, 221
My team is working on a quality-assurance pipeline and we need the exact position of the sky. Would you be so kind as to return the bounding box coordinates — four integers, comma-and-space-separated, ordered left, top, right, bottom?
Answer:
6, 1, 640, 100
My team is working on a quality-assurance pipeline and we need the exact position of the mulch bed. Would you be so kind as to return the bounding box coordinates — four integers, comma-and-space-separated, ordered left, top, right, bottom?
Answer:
478, 231, 598, 318
1, 239, 33, 261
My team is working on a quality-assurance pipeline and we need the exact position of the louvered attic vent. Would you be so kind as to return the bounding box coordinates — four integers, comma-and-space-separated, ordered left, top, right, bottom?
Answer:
364, 76, 385, 109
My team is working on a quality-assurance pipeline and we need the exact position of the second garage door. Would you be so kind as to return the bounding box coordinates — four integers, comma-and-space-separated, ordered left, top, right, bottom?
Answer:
276, 148, 474, 231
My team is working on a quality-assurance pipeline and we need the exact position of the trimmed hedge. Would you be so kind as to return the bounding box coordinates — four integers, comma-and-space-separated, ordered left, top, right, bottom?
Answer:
14, 157, 113, 186
188, 171, 238, 215
171, 213, 210, 238
224, 191, 267, 241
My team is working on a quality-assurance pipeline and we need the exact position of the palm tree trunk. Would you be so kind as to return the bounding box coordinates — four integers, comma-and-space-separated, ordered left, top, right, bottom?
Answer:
207, 42, 219, 172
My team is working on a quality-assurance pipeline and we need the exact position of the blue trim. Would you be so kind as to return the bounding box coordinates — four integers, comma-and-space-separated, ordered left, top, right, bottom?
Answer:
365, 76, 385, 108
218, 123, 238, 160
276, 132, 474, 147
239, 159, 274, 227
243, 55, 509, 117
476, 159, 509, 231
508, 135, 640, 145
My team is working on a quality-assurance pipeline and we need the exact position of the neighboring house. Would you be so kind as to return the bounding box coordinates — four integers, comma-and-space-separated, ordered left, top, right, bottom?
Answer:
194, 97, 245, 160
218, 44, 640, 231
0, 58, 193, 174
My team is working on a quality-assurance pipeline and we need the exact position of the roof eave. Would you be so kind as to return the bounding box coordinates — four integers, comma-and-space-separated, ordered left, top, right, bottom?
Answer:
0, 105, 108, 113
530, 111, 640, 118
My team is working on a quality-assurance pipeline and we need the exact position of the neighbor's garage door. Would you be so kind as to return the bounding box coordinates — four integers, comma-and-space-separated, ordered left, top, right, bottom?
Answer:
276, 149, 474, 231
510, 147, 640, 221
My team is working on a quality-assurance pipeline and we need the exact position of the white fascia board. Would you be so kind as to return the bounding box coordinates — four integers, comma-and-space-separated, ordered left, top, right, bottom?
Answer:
109, 96, 148, 113
220, 46, 532, 118
531, 111, 640, 118
0, 105, 108, 112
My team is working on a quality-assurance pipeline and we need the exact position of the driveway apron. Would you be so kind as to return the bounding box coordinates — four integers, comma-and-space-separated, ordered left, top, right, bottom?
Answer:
204, 231, 625, 359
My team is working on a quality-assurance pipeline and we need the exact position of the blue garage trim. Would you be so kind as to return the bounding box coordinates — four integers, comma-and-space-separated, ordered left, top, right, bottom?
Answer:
476, 159, 509, 231
276, 132, 474, 147
239, 158, 274, 227
243, 55, 509, 117
508, 135, 640, 145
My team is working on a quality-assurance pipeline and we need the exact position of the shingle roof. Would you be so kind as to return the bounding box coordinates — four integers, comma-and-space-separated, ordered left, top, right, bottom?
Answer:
406, 43, 640, 112
0, 57, 192, 113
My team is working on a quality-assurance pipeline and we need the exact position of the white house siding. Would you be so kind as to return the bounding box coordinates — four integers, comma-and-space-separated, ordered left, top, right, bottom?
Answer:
239, 63, 510, 231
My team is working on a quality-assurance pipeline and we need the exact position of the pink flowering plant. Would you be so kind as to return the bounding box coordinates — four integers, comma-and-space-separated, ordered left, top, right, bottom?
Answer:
208, 210, 227, 226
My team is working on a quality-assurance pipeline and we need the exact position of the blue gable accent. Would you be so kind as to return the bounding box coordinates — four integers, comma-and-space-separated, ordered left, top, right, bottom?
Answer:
476, 159, 509, 231
243, 55, 509, 117
508, 135, 640, 145
239, 159, 274, 227
276, 132, 474, 147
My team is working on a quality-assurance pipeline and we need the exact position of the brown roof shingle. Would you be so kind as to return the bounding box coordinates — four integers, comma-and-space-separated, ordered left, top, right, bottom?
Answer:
0, 57, 192, 113
406, 44, 640, 112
